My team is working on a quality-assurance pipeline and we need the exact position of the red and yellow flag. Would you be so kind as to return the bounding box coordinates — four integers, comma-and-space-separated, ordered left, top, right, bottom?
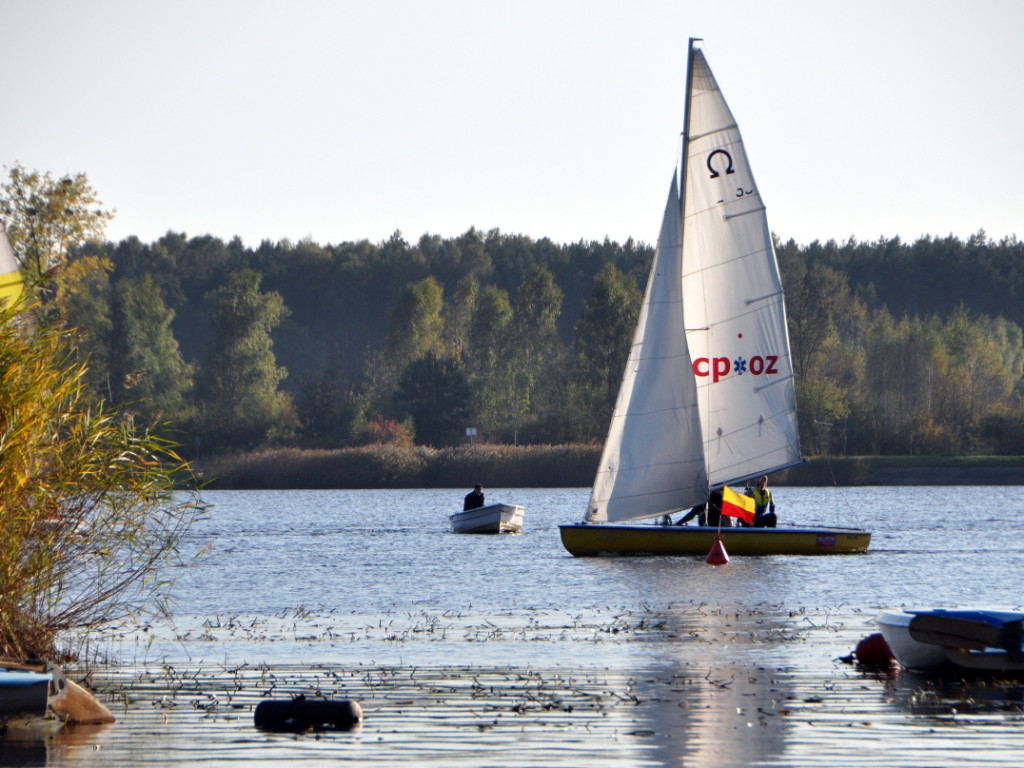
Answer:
721, 485, 755, 525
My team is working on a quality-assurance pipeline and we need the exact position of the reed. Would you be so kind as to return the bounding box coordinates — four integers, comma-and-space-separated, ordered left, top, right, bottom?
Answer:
0, 304, 206, 659
195, 447, 1024, 490
197, 443, 602, 489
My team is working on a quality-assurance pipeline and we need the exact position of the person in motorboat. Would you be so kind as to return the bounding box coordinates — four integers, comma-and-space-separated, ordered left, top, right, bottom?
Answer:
743, 475, 777, 527
676, 488, 730, 527
463, 484, 485, 511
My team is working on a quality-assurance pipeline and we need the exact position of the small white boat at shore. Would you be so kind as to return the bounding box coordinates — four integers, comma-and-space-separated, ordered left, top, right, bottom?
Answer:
876, 609, 1024, 673
449, 503, 524, 534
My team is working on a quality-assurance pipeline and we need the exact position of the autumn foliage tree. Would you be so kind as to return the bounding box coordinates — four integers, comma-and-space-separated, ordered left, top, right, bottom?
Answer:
1, 164, 114, 319
0, 166, 204, 658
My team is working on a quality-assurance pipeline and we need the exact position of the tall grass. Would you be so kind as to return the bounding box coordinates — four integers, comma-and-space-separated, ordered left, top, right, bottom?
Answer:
197, 444, 602, 489
0, 305, 206, 659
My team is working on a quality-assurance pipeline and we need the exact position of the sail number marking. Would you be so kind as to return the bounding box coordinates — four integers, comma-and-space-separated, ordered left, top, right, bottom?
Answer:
693, 355, 779, 383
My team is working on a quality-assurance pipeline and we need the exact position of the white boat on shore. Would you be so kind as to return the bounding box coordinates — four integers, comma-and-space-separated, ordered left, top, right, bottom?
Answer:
876, 609, 1024, 673
449, 503, 524, 534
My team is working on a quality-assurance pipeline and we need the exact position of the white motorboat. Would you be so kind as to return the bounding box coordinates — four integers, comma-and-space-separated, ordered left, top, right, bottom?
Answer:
449, 503, 524, 534
876, 609, 1024, 672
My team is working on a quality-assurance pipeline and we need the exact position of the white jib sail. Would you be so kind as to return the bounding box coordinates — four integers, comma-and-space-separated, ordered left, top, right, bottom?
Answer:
586, 171, 708, 523
680, 48, 801, 488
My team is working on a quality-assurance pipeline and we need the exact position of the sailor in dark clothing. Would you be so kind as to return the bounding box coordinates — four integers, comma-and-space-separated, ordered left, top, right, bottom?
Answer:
677, 488, 731, 527
463, 484, 485, 511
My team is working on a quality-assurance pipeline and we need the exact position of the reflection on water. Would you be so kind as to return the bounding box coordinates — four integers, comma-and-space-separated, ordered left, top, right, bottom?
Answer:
637, 606, 792, 767
4, 486, 1024, 766
884, 670, 1024, 718
0, 720, 113, 767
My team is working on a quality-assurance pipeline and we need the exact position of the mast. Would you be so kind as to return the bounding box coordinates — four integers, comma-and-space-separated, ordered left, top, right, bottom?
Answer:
680, 37, 700, 207
680, 37, 710, 498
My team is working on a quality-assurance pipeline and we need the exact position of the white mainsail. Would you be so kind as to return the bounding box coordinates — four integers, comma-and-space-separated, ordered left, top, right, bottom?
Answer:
586, 41, 800, 524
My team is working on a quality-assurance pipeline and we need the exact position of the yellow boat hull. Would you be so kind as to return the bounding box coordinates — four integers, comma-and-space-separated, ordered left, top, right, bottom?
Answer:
559, 524, 870, 557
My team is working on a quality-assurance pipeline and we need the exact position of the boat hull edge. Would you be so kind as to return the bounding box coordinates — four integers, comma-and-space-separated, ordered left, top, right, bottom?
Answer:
558, 523, 870, 557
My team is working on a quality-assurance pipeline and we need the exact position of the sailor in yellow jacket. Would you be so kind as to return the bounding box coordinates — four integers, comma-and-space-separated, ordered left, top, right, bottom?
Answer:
749, 475, 777, 528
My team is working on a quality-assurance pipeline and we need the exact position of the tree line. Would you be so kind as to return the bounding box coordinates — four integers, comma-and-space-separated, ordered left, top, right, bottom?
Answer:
777, 233, 1024, 456
69, 229, 649, 454
4, 165, 1024, 458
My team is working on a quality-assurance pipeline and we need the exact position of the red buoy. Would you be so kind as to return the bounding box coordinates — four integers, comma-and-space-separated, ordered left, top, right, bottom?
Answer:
854, 633, 894, 669
706, 534, 729, 565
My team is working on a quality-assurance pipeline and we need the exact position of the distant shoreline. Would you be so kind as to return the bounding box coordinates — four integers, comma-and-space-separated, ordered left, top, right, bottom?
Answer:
774, 457, 1024, 487
192, 446, 1024, 489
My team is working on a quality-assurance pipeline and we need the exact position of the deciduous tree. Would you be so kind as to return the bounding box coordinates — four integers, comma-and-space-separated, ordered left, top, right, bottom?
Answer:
109, 275, 194, 424
1, 164, 113, 315
508, 265, 564, 442
566, 264, 640, 441
394, 353, 473, 446
465, 285, 514, 438
195, 269, 292, 450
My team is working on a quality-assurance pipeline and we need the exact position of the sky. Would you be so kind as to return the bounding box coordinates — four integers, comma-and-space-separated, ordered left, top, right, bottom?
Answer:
3, 0, 1022, 250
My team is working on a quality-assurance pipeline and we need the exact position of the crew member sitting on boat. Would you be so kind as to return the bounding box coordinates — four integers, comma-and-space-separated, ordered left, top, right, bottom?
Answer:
464, 484, 485, 511
745, 475, 777, 528
676, 488, 730, 527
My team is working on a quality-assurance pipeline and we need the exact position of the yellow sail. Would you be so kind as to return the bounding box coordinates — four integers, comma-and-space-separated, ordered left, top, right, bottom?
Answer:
0, 221, 24, 307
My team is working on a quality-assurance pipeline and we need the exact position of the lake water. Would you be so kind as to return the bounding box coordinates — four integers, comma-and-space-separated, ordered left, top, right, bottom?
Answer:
5, 486, 1024, 766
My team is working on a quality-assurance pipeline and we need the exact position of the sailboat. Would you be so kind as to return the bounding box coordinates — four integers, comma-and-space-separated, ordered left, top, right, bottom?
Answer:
559, 39, 870, 557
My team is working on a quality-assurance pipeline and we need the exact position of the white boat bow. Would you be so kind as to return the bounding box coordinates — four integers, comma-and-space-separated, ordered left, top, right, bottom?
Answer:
876, 609, 1024, 672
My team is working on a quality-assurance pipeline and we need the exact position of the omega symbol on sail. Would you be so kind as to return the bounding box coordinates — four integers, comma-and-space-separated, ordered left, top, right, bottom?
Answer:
706, 149, 735, 178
